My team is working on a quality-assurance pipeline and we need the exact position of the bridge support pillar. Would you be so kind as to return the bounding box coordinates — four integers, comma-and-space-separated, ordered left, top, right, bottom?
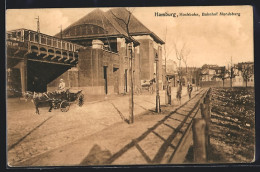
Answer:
19, 58, 28, 93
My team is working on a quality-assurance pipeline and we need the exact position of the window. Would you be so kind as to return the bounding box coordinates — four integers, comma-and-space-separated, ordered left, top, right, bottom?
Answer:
82, 25, 86, 35
24, 30, 29, 41
57, 41, 61, 48
41, 36, 46, 44
35, 34, 39, 43
30, 32, 34, 41
53, 40, 57, 47
76, 26, 81, 36
12, 32, 17, 38
70, 28, 75, 36
47, 38, 52, 46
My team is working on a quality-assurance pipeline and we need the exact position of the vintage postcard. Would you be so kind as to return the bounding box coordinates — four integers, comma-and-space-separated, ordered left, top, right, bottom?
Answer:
6, 6, 254, 166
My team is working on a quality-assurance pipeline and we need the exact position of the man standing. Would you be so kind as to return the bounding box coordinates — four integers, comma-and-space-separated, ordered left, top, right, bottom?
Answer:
58, 79, 66, 92
187, 82, 193, 99
176, 80, 182, 104
167, 80, 172, 105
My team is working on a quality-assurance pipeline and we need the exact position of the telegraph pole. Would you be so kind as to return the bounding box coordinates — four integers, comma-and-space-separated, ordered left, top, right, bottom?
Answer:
59, 25, 63, 40
155, 53, 161, 113
35, 16, 40, 45
35, 16, 40, 33
164, 27, 168, 105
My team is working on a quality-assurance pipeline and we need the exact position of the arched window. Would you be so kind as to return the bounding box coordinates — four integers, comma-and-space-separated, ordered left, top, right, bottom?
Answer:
65, 24, 105, 37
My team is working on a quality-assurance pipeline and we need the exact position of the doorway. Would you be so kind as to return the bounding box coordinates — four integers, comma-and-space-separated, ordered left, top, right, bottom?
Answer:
113, 67, 119, 94
103, 66, 108, 94
124, 69, 128, 93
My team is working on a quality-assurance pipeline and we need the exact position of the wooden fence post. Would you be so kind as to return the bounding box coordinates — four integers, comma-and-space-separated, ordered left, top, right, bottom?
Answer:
192, 118, 207, 163
201, 91, 211, 159
200, 103, 210, 159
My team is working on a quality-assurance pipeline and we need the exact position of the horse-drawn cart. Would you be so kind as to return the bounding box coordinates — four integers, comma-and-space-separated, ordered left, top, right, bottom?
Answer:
57, 89, 84, 112
141, 79, 155, 94
24, 88, 84, 114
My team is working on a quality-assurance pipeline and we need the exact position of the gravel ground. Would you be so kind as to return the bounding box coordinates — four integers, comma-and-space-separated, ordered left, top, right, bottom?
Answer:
7, 88, 190, 166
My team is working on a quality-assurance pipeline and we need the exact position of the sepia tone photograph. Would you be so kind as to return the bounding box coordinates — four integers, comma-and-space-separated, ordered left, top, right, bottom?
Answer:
6, 6, 255, 167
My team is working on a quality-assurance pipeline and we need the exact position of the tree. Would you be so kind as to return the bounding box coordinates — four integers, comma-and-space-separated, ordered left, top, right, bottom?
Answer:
215, 66, 229, 87
110, 8, 136, 123
163, 27, 174, 80
182, 49, 191, 74
173, 41, 190, 84
240, 63, 254, 87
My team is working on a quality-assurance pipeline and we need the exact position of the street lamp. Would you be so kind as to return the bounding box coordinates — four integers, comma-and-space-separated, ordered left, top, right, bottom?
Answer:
155, 53, 161, 113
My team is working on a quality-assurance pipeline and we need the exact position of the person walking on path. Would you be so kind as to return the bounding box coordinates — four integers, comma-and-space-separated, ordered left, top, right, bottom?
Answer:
176, 80, 182, 105
187, 82, 193, 99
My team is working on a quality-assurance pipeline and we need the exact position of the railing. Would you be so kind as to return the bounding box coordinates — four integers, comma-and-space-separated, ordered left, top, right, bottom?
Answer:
6, 28, 83, 52
171, 88, 212, 163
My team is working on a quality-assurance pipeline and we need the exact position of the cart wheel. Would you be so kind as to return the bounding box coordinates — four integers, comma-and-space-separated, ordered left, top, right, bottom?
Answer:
78, 93, 84, 107
60, 100, 70, 112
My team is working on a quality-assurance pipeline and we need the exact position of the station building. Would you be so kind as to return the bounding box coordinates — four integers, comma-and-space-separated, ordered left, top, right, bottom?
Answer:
47, 8, 165, 95
7, 8, 164, 96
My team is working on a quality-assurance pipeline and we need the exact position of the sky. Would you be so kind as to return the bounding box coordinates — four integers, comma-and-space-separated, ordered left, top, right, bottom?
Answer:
6, 6, 254, 67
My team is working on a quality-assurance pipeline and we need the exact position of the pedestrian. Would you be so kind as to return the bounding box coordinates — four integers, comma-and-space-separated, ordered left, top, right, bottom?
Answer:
187, 82, 193, 99
167, 80, 172, 105
176, 80, 182, 104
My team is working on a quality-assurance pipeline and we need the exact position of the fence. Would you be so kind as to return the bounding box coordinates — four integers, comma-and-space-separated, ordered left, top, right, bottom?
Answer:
192, 88, 212, 162
170, 88, 212, 163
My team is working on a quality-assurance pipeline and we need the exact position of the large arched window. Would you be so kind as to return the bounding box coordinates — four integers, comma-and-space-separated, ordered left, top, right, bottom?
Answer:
64, 24, 106, 37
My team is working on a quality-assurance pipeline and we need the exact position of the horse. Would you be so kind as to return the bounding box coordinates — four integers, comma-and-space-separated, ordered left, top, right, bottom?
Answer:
23, 91, 66, 114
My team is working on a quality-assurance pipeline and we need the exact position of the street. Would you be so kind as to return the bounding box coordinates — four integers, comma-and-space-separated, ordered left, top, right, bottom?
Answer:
7, 87, 191, 165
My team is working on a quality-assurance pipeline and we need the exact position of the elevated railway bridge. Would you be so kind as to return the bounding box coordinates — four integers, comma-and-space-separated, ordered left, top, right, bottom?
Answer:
6, 28, 84, 93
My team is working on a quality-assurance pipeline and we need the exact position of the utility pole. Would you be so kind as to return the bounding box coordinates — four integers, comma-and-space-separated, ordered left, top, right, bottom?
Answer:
129, 43, 134, 123
35, 16, 40, 33
59, 25, 63, 40
155, 53, 161, 113
164, 27, 168, 105
35, 16, 40, 55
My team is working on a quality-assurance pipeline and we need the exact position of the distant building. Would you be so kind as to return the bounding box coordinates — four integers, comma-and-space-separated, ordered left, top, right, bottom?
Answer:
199, 62, 254, 87
200, 64, 225, 82
233, 62, 254, 87
162, 59, 178, 87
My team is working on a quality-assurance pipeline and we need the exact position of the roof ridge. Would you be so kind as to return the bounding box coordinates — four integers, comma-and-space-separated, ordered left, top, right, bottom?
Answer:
107, 8, 164, 44
102, 10, 128, 37
54, 8, 103, 37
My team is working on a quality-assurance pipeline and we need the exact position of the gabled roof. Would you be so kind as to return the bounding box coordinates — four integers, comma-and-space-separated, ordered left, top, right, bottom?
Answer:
107, 8, 164, 44
55, 9, 129, 38
56, 8, 164, 45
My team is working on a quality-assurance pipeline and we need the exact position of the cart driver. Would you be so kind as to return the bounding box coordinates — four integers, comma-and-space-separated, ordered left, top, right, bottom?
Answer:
58, 79, 66, 93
